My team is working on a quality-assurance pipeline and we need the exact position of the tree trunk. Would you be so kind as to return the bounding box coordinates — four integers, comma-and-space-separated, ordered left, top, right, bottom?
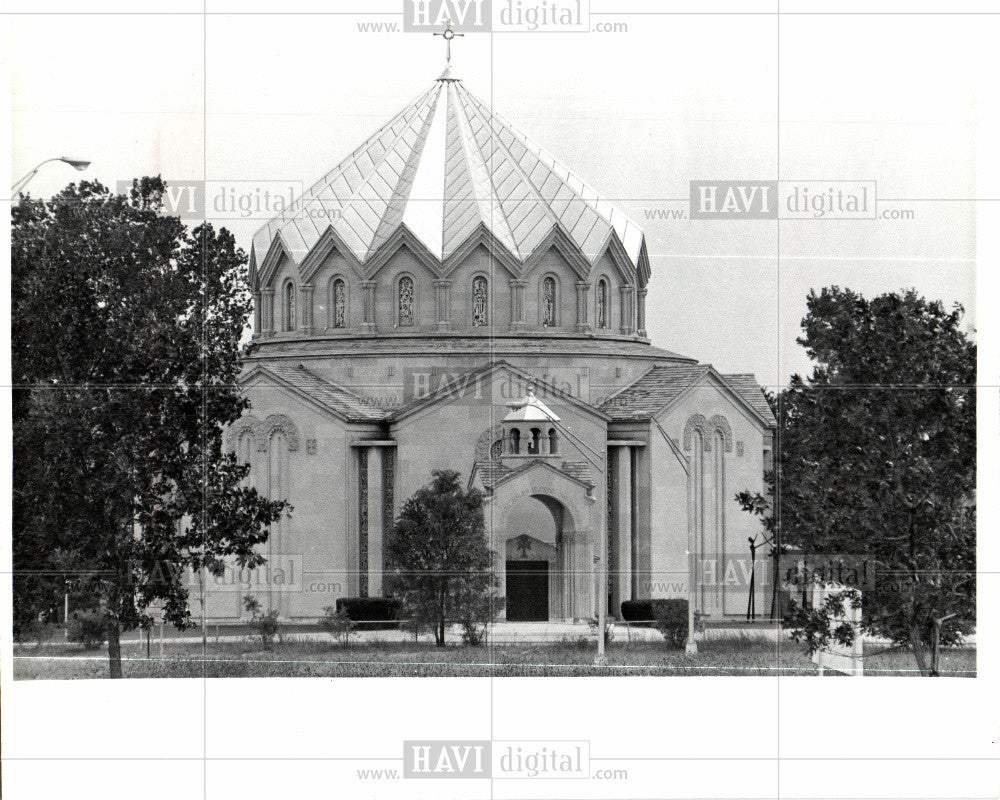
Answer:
908, 626, 933, 677
107, 616, 123, 679
930, 619, 942, 677
436, 583, 447, 646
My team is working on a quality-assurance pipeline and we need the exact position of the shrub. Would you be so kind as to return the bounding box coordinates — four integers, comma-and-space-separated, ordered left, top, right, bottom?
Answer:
319, 605, 355, 646
243, 595, 280, 649
334, 597, 401, 630
461, 621, 486, 646
15, 613, 47, 646
68, 608, 107, 650
620, 600, 656, 625
652, 599, 689, 649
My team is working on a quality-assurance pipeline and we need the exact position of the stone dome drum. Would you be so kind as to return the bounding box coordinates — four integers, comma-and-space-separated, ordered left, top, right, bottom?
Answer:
246, 67, 699, 408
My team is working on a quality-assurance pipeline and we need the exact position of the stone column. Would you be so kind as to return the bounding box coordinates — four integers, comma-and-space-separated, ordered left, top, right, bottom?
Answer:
610, 446, 633, 613
366, 447, 384, 596
561, 531, 574, 620
619, 285, 634, 335
434, 280, 452, 332
299, 285, 314, 334
575, 281, 591, 332
261, 288, 275, 337
509, 279, 526, 331
636, 287, 648, 338
360, 281, 376, 333
252, 290, 262, 337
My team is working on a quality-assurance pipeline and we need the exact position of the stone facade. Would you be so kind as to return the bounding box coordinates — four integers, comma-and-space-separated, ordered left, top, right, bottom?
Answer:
197, 71, 777, 624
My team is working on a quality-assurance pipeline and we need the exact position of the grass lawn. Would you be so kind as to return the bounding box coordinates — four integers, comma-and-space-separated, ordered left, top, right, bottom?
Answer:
12, 636, 976, 679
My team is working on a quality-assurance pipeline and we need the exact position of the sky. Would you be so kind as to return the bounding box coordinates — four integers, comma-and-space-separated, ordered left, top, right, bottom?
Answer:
9, 7, 984, 387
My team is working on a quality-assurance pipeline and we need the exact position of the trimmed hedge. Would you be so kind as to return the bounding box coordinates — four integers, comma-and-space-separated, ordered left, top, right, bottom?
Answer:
334, 597, 401, 630
620, 599, 689, 649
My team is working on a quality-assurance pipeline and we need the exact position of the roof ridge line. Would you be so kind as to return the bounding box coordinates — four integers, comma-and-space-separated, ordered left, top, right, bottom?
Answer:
458, 84, 643, 257
456, 84, 563, 248
253, 84, 438, 247
368, 83, 447, 259
450, 83, 525, 259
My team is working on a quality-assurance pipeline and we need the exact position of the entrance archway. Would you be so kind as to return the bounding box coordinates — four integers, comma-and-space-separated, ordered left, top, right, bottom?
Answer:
486, 465, 596, 622
502, 499, 561, 621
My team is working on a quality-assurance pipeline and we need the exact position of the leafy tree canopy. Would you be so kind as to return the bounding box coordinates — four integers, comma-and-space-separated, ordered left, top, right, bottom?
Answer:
12, 178, 286, 676
741, 287, 975, 675
385, 470, 500, 646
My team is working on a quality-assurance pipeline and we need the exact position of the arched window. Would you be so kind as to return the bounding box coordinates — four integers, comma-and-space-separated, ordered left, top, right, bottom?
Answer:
238, 432, 253, 466
509, 429, 521, 454
282, 281, 296, 332
490, 439, 503, 460
398, 276, 414, 326
542, 276, 556, 327
528, 428, 541, 454
596, 278, 609, 329
548, 427, 559, 454
472, 276, 488, 327
331, 278, 346, 328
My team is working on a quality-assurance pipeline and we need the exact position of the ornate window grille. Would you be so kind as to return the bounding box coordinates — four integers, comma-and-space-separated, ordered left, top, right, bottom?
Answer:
472, 276, 488, 326
398, 276, 414, 326
542, 276, 556, 327
597, 279, 608, 329
332, 278, 346, 328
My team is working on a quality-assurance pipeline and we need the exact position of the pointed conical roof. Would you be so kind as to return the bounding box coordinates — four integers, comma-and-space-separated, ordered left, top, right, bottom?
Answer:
503, 392, 560, 423
251, 74, 649, 280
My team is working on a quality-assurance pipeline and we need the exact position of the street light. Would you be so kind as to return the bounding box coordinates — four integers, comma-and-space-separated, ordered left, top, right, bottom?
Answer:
11, 156, 91, 195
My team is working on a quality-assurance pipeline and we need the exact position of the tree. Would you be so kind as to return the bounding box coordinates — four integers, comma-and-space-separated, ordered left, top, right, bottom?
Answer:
739, 287, 975, 676
385, 470, 500, 646
12, 178, 287, 677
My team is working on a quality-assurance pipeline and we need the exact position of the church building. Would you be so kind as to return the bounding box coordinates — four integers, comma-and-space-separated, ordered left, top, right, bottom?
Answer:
205, 60, 776, 626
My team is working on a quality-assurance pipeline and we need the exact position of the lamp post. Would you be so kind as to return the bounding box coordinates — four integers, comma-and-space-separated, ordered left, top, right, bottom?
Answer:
11, 156, 90, 195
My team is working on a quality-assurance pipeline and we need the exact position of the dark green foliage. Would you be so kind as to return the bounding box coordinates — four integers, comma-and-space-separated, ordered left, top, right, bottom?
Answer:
619, 598, 689, 649
242, 596, 280, 649
12, 178, 287, 676
334, 597, 401, 630
786, 589, 861, 655
385, 470, 501, 646
737, 287, 975, 675
652, 600, 689, 649
68, 608, 108, 650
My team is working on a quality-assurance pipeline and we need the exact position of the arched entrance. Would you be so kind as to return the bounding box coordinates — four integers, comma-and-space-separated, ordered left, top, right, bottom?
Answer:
502, 497, 564, 621
485, 462, 597, 622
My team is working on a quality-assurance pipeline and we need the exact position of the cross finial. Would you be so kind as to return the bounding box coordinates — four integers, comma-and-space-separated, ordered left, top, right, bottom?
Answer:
433, 18, 464, 65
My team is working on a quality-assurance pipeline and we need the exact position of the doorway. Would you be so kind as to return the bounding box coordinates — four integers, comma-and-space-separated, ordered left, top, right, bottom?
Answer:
505, 560, 549, 621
